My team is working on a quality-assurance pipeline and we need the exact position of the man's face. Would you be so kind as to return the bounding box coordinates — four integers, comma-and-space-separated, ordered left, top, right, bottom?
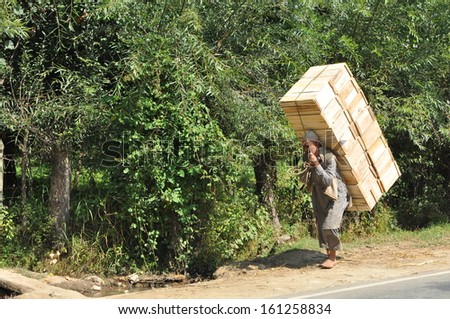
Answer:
302, 140, 319, 155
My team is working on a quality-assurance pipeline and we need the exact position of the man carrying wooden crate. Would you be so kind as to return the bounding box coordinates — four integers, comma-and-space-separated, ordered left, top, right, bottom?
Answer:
300, 130, 351, 269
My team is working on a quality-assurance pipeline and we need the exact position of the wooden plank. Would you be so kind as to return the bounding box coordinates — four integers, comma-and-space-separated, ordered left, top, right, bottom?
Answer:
287, 122, 305, 132
332, 123, 356, 155
301, 65, 327, 79
328, 67, 353, 94
379, 161, 401, 192
371, 179, 384, 202
279, 99, 299, 107
347, 183, 377, 211
288, 78, 315, 91
330, 110, 352, 144
361, 169, 378, 191
298, 83, 336, 111
367, 136, 387, 161
336, 137, 365, 162
373, 147, 401, 192
338, 153, 374, 187
360, 119, 383, 150
353, 105, 375, 136
284, 107, 318, 116
338, 79, 360, 108
341, 157, 374, 182
347, 201, 372, 212
302, 82, 333, 93
341, 169, 359, 186
287, 115, 329, 130
321, 97, 343, 123
372, 148, 393, 175
347, 91, 368, 120
304, 128, 340, 152
294, 104, 322, 114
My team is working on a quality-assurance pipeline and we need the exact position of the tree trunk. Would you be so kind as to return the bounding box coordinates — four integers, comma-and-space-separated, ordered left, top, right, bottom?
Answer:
1, 131, 18, 205
0, 137, 4, 207
20, 131, 29, 205
49, 145, 72, 245
253, 153, 281, 229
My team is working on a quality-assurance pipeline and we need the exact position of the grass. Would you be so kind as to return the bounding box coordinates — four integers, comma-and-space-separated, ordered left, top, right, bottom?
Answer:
275, 223, 450, 255
342, 223, 450, 249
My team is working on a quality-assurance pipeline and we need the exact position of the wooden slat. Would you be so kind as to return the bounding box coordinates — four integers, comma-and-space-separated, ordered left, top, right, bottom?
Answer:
353, 105, 375, 136
336, 137, 365, 161
347, 182, 377, 211
330, 111, 352, 143
360, 120, 383, 150
341, 169, 359, 186
338, 79, 360, 107
347, 91, 368, 120
328, 68, 353, 94
321, 97, 343, 124
287, 115, 329, 130
379, 161, 401, 192
297, 84, 335, 111
301, 65, 327, 79
368, 136, 388, 163
371, 179, 384, 202
284, 108, 320, 115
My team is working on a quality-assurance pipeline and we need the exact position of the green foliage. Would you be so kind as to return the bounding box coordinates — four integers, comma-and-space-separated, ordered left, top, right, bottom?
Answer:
0, 200, 53, 269
341, 203, 399, 241
0, 0, 28, 39
276, 160, 314, 223
0, 207, 16, 264
274, 159, 318, 242
41, 235, 133, 277
1, 1, 118, 151
192, 187, 274, 276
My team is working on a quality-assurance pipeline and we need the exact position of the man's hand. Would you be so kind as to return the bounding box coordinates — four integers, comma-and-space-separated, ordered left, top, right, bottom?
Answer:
302, 140, 321, 167
307, 152, 320, 167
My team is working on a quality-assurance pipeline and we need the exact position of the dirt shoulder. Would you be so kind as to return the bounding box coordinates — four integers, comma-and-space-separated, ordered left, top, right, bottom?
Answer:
106, 243, 450, 299
2, 241, 450, 299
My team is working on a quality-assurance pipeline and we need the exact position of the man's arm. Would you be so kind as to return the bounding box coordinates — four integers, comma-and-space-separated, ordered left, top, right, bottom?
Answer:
311, 155, 336, 188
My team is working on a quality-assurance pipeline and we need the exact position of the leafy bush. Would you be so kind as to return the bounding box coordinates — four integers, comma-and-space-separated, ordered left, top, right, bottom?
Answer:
0, 201, 52, 269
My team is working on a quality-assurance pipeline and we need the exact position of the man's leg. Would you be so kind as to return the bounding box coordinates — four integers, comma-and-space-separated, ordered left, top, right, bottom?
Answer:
321, 229, 341, 269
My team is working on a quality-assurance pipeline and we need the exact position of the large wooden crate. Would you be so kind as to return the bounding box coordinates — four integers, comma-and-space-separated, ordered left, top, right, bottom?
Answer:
280, 63, 401, 211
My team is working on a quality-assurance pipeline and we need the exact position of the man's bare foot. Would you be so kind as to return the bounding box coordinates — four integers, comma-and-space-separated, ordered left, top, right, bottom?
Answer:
321, 259, 336, 269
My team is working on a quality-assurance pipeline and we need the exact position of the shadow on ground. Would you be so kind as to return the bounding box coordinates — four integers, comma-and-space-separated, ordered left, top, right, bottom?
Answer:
213, 249, 328, 278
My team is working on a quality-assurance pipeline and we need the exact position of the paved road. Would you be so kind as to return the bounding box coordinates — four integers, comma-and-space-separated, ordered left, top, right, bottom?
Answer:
282, 269, 450, 299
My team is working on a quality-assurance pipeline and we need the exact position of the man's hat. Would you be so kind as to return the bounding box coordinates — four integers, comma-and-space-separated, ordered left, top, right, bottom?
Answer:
302, 130, 323, 146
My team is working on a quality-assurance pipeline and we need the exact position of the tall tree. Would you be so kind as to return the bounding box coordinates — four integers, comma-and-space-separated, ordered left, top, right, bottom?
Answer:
1, 1, 120, 245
